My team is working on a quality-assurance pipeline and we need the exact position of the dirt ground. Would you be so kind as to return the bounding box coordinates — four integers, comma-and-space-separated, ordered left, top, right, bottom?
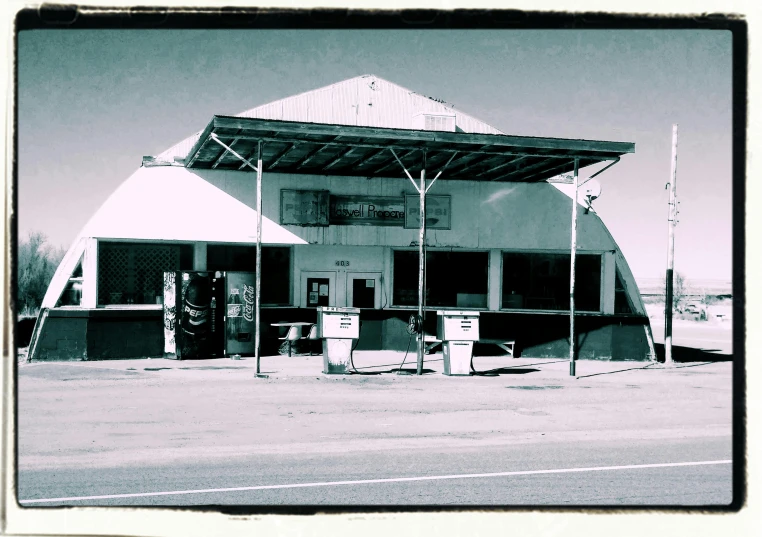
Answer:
16, 350, 733, 473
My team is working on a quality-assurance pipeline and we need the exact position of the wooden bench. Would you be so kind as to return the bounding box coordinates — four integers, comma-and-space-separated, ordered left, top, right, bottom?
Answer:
423, 335, 516, 357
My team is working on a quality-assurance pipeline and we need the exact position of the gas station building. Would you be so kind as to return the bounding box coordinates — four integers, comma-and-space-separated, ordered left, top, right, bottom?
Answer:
29, 75, 652, 363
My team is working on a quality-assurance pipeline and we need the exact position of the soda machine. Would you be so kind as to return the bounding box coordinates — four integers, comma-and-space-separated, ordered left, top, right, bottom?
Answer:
223, 271, 257, 356
163, 271, 257, 359
163, 271, 223, 359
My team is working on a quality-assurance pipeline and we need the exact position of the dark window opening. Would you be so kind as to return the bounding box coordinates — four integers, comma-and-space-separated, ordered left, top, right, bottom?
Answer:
614, 269, 634, 314
207, 245, 291, 306
502, 252, 601, 312
57, 258, 83, 307
393, 250, 488, 308
98, 242, 193, 306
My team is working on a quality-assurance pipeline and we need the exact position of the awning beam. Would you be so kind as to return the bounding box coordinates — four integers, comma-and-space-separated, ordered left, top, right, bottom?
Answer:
208, 134, 625, 162
264, 142, 299, 171
208, 116, 633, 155
478, 156, 530, 179
210, 133, 259, 173
425, 151, 458, 194
211, 136, 240, 169
390, 148, 421, 192
323, 146, 357, 171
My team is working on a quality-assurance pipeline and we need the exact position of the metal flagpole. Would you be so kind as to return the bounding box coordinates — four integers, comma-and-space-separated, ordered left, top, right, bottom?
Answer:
255, 140, 264, 376
664, 124, 679, 366
569, 158, 579, 376
417, 150, 427, 376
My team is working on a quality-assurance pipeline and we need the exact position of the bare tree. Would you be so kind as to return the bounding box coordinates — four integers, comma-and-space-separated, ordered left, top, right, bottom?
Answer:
17, 232, 64, 316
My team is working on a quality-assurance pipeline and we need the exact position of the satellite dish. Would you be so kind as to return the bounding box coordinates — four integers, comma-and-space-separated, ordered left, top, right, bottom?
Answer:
581, 179, 602, 214
582, 179, 602, 201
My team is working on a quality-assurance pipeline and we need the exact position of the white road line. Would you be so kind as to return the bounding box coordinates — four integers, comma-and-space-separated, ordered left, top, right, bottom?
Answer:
19, 460, 732, 504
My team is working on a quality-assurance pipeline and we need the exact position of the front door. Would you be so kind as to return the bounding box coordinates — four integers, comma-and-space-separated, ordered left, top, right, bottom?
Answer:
301, 271, 337, 308
346, 272, 382, 309
306, 277, 330, 307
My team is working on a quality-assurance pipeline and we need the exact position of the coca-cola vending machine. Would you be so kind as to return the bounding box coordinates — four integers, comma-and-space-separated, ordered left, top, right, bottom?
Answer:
224, 271, 256, 356
163, 271, 225, 359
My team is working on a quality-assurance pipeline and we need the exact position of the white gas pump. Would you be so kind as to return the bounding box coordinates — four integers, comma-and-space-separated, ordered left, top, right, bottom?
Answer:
317, 306, 361, 374
437, 310, 480, 376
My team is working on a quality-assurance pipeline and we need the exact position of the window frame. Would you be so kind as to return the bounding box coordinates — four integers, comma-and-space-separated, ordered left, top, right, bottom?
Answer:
499, 249, 605, 314
96, 240, 195, 308
206, 243, 294, 307
390, 248, 491, 310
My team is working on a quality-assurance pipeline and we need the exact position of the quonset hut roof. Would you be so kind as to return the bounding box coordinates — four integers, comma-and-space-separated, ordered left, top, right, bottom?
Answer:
154, 74, 633, 184
155, 74, 504, 163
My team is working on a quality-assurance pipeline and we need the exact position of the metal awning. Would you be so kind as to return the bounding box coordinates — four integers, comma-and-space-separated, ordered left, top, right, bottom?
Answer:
184, 116, 635, 182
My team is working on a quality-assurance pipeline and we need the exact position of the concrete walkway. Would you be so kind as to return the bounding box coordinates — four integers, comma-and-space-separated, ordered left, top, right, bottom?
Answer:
19, 349, 730, 385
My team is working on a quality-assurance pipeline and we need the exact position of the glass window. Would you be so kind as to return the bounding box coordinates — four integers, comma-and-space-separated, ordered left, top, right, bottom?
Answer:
98, 242, 193, 306
207, 244, 255, 272
393, 250, 489, 308
207, 245, 291, 306
502, 252, 601, 312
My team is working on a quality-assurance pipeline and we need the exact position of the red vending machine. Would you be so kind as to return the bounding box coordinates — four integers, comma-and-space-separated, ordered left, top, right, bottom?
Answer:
224, 271, 256, 356
163, 271, 224, 359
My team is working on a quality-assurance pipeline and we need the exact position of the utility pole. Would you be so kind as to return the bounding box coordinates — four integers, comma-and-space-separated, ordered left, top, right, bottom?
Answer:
664, 124, 679, 366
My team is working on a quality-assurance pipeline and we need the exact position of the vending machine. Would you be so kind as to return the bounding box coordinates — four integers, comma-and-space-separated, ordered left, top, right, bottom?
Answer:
164, 271, 257, 358
223, 271, 257, 356
163, 271, 224, 359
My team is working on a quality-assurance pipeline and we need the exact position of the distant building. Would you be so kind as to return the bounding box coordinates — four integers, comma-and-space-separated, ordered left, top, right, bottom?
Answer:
29, 75, 651, 361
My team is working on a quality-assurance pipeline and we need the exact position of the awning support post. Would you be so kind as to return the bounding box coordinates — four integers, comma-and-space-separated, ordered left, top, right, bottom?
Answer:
569, 158, 579, 376
665, 124, 679, 367
390, 147, 437, 376
210, 133, 267, 377
255, 140, 264, 376
417, 151, 427, 376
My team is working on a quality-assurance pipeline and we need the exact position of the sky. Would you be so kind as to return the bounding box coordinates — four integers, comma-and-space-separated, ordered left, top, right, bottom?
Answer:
16, 29, 733, 281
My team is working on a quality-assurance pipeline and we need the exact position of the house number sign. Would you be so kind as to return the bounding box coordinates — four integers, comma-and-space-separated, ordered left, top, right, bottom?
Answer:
335, 260, 351, 267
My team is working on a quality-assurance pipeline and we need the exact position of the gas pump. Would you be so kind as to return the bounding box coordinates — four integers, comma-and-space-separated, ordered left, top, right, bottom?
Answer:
437, 310, 480, 376
317, 306, 361, 374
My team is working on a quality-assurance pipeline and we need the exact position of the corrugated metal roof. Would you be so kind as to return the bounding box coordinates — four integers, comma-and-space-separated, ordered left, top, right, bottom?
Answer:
155, 74, 502, 162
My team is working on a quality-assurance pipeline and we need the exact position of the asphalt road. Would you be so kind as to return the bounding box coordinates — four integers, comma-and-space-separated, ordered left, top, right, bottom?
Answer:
18, 434, 732, 507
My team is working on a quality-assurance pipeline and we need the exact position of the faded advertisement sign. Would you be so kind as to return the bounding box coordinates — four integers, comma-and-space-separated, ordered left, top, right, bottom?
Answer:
404, 195, 452, 230
329, 195, 405, 226
280, 189, 329, 226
